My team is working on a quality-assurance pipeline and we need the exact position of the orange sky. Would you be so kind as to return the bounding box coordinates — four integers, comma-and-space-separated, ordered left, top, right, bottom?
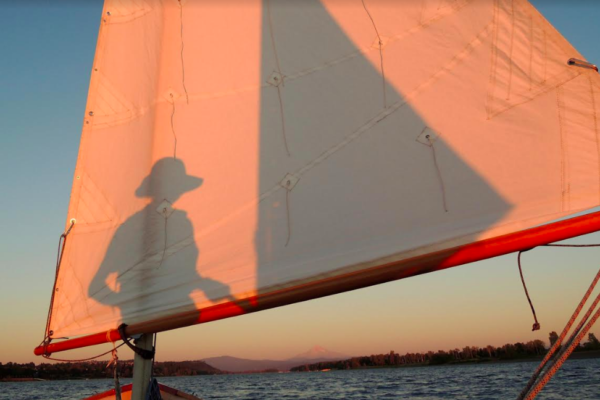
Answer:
1, 1, 600, 365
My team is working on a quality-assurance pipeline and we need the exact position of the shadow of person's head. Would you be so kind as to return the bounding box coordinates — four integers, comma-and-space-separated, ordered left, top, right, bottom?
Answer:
135, 157, 203, 203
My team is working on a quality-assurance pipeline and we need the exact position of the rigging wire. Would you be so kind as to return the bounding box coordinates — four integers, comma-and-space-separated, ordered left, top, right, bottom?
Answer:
41, 220, 75, 347
516, 243, 600, 400
523, 290, 600, 400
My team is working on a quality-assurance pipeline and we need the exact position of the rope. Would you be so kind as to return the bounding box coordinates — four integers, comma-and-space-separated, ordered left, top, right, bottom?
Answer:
517, 242, 600, 332
107, 341, 122, 400
523, 291, 600, 400
41, 342, 125, 363
516, 242, 600, 400
118, 324, 155, 360
517, 267, 600, 400
517, 250, 540, 331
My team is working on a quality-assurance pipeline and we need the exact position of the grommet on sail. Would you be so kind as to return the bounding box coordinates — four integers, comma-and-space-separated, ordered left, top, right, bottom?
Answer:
35, 1, 600, 398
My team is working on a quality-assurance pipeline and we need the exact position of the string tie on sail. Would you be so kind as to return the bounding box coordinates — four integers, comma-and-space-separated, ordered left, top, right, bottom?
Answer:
117, 324, 156, 360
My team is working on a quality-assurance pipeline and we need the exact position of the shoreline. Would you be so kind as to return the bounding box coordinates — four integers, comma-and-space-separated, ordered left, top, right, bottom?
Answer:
3, 351, 600, 380
289, 350, 600, 373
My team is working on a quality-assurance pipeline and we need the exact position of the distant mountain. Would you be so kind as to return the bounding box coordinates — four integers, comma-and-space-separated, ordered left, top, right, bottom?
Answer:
290, 345, 347, 361
203, 346, 347, 373
201, 356, 296, 373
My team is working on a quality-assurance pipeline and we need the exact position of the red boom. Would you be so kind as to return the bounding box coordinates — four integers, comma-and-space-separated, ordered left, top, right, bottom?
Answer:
34, 210, 600, 356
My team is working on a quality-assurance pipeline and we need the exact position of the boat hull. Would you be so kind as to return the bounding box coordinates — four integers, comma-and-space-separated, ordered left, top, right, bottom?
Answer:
83, 382, 201, 400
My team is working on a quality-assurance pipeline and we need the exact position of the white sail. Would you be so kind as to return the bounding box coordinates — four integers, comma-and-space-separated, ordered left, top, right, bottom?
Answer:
48, 0, 600, 339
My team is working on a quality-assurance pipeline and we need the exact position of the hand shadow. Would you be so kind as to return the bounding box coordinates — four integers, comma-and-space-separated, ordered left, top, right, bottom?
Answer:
88, 157, 235, 322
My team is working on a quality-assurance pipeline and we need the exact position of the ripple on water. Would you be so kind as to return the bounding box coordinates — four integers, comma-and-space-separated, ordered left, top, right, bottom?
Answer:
3, 358, 600, 400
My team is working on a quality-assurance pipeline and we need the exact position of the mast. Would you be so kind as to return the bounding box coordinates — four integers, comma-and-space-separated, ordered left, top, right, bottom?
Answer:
131, 334, 155, 400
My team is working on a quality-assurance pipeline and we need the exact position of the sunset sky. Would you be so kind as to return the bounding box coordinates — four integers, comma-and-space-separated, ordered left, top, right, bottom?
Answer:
1, 1, 600, 365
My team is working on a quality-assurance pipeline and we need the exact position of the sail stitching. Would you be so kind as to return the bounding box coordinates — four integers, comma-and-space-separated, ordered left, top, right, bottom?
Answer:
486, 0, 500, 119
84, 0, 472, 132
487, 0, 582, 119
80, 176, 117, 222
117, 24, 493, 261
528, 15, 533, 91
284, 0, 471, 84
589, 76, 600, 203
506, 0, 516, 100
542, 29, 547, 83
556, 85, 569, 211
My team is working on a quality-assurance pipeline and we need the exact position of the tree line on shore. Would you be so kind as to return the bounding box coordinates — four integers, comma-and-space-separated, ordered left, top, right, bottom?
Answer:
0, 359, 221, 381
3, 333, 599, 379
291, 333, 600, 372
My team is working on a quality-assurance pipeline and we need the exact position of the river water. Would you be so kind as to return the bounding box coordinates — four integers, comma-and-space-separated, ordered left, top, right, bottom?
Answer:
2, 358, 599, 399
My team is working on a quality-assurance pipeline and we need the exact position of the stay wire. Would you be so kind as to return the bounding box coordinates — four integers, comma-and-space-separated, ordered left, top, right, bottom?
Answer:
516, 242, 600, 399
42, 220, 75, 345
517, 266, 600, 400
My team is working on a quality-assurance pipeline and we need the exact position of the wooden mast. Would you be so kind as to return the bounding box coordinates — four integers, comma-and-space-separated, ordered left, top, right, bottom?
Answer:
131, 334, 155, 400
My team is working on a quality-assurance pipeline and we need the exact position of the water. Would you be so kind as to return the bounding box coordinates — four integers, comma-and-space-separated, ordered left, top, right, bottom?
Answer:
2, 359, 599, 400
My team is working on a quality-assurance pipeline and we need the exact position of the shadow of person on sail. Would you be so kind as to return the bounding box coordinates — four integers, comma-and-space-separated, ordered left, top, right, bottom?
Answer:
88, 157, 233, 324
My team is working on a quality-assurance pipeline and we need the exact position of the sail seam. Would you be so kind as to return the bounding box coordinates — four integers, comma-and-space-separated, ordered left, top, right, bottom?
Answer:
556, 85, 568, 211
103, 23, 493, 267
506, 0, 516, 100
487, 0, 500, 119
589, 75, 600, 204
528, 14, 534, 91
84, 0, 473, 133
276, 86, 290, 156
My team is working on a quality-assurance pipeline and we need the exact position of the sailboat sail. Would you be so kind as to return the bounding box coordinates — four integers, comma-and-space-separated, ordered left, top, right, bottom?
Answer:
44, 0, 600, 343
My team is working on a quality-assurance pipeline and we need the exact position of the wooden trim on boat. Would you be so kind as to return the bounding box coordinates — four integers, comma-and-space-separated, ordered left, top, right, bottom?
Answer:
83, 382, 202, 400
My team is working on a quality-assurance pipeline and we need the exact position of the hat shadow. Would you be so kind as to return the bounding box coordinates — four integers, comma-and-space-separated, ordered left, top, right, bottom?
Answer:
89, 157, 235, 323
